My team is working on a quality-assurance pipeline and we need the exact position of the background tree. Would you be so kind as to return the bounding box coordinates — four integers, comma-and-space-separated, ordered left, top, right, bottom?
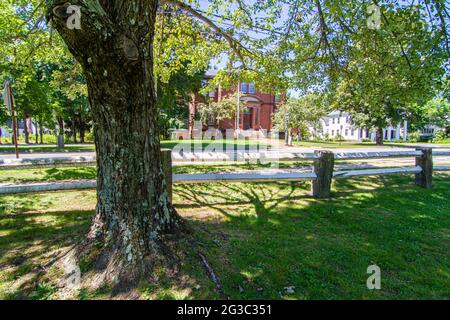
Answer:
156, 68, 204, 139
273, 94, 328, 142
197, 92, 247, 128
331, 5, 446, 144
409, 97, 450, 132
278, 1, 449, 145
0, 0, 72, 145
50, 59, 90, 143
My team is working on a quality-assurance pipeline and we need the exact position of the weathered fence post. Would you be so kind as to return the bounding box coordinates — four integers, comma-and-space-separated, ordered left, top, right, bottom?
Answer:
415, 147, 433, 189
312, 150, 335, 198
161, 149, 173, 203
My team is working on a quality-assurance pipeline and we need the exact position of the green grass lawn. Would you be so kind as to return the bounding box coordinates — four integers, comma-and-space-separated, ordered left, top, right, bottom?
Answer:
0, 167, 97, 183
0, 173, 449, 299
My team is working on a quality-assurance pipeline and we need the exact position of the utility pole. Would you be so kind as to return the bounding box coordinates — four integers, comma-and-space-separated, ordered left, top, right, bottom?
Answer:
236, 81, 241, 133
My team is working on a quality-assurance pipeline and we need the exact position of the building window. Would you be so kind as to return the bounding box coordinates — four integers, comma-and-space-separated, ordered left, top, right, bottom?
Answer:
338, 118, 341, 124
345, 129, 349, 136
332, 118, 335, 124
249, 83, 255, 94
332, 130, 335, 136
241, 83, 248, 93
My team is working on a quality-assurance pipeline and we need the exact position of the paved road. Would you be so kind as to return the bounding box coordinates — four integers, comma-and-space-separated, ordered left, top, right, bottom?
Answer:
0, 152, 95, 160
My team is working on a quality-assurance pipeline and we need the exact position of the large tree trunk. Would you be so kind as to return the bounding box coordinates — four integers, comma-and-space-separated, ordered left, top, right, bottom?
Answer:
48, 0, 183, 283
376, 127, 384, 145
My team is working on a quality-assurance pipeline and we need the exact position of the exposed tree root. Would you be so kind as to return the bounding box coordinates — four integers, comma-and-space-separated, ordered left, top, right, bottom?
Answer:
198, 251, 224, 292
188, 239, 228, 299
50, 236, 186, 298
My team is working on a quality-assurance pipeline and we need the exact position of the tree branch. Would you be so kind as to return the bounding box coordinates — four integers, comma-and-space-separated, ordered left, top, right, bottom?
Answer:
431, 0, 450, 57
162, 0, 251, 64
372, 0, 413, 70
315, 0, 339, 67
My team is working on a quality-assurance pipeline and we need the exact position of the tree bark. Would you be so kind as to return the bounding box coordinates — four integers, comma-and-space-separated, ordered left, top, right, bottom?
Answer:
24, 116, 29, 144
39, 122, 44, 144
375, 127, 384, 145
57, 117, 65, 148
35, 120, 39, 144
79, 114, 85, 143
48, 0, 183, 282
72, 116, 77, 144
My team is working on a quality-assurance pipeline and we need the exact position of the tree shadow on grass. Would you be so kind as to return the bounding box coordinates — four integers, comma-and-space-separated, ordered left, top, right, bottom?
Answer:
175, 174, 450, 300
0, 210, 93, 299
176, 181, 311, 222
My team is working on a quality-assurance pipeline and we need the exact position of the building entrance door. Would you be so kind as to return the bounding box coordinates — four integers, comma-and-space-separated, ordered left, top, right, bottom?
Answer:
243, 108, 253, 130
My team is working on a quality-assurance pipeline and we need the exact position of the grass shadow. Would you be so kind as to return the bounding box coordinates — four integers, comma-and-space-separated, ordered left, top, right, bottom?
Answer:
175, 174, 450, 299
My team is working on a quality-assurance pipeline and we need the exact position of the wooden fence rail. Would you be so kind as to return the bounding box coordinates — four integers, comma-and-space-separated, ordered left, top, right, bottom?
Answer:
1, 148, 449, 198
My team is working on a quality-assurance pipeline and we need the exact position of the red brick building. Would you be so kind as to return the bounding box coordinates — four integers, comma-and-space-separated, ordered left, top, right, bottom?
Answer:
188, 80, 280, 136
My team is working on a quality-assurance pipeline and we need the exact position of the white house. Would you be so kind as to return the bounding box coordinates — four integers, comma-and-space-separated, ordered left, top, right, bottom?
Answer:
309, 111, 409, 142
0, 127, 11, 137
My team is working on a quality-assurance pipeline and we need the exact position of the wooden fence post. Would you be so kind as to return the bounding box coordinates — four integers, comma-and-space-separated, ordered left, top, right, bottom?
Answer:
415, 147, 433, 189
161, 149, 173, 203
312, 150, 335, 198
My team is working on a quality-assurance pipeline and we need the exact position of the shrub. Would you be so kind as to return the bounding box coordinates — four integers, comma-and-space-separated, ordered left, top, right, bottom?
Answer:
84, 131, 95, 143
432, 130, 447, 143
408, 131, 421, 143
